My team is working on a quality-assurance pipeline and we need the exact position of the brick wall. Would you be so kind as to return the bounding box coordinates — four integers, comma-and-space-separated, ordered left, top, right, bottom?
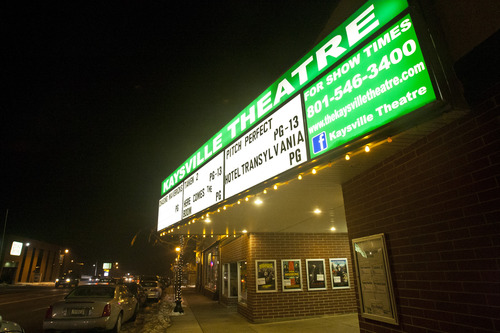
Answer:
343, 84, 500, 332
221, 232, 357, 321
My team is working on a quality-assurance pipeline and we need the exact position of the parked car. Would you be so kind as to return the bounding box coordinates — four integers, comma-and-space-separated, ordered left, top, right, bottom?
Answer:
140, 280, 162, 302
88, 275, 100, 284
55, 274, 79, 288
124, 282, 147, 307
158, 276, 171, 289
43, 284, 139, 332
139, 275, 159, 283
0, 315, 25, 332
96, 277, 117, 285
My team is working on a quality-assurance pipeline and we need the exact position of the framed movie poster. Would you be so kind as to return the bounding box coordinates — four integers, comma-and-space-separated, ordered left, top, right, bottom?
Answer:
352, 234, 398, 325
255, 260, 277, 293
329, 258, 350, 289
281, 259, 302, 292
306, 259, 327, 290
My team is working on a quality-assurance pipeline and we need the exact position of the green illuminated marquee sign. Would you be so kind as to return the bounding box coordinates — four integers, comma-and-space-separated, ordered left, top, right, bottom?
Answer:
161, 0, 409, 195
305, 14, 436, 157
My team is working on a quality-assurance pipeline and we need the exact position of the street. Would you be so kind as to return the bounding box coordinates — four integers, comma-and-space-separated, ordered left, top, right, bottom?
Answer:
0, 284, 67, 332
0, 283, 167, 332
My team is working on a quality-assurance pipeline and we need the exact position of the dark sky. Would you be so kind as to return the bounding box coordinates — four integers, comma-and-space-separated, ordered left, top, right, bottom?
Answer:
1, 1, 337, 274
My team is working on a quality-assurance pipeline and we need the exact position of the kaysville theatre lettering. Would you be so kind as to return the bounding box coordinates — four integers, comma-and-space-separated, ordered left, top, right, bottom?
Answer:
161, 0, 410, 196
158, 0, 440, 231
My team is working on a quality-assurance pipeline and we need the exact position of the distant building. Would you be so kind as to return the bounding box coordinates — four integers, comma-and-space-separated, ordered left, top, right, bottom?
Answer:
0, 235, 65, 284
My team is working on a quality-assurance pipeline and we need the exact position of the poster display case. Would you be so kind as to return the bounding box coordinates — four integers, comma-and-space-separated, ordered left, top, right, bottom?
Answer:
281, 259, 303, 292
352, 233, 398, 324
255, 260, 277, 293
306, 259, 327, 291
329, 258, 350, 289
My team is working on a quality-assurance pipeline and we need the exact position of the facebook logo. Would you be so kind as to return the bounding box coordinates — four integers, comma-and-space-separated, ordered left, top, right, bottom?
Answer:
312, 132, 328, 154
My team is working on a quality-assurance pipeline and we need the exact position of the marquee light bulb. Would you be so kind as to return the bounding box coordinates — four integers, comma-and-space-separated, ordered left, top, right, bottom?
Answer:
345, 154, 350, 160
273, 185, 278, 190
298, 174, 303, 180
312, 169, 317, 175
365, 145, 370, 152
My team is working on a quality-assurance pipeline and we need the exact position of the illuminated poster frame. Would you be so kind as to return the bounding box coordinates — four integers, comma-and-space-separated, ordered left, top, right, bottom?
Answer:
281, 259, 303, 292
352, 233, 398, 325
255, 260, 277, 293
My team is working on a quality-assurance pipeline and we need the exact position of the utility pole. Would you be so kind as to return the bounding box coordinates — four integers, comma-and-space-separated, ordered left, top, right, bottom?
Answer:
173, 235, 184, 313
0, 209, 8, 280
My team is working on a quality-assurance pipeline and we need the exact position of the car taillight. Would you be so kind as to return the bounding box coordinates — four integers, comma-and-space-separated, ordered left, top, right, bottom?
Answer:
102, 304, 111, 317
45, 306, 53, 320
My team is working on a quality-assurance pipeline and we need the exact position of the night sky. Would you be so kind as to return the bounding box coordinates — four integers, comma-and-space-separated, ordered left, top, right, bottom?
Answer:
1, 1, 338, 274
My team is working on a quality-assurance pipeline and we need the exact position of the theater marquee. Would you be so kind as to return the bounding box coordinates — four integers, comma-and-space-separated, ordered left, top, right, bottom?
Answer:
158, 0, 442, 232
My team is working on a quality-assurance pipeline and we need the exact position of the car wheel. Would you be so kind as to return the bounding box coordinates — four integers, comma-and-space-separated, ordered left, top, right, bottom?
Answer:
111, 313, 122, 333
130, 303, 139, 322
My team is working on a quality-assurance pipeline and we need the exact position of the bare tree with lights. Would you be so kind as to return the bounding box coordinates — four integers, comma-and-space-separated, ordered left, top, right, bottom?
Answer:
173, 235, 184, 313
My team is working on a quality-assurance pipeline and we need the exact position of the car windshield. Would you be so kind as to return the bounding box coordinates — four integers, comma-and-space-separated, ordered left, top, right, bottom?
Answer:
67, 286, 115, 298
125, 284, 138, 292
141, 282, 157, 287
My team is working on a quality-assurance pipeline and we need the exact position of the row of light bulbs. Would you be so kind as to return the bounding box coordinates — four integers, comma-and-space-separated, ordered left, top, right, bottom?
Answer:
159, 137, 393, 237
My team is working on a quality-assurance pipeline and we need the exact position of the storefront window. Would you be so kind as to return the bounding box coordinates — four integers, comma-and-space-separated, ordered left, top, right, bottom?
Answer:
222, 263, 229, 297
223, 263, 238, 298
204, 247, 218, 291
238, 261, 247, 304
229, 262, 238, 297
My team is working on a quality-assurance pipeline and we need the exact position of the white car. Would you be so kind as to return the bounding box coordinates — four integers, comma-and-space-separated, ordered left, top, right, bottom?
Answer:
140, 280, 162, 301
43, 284, 138, 332
0, 315, 24, 333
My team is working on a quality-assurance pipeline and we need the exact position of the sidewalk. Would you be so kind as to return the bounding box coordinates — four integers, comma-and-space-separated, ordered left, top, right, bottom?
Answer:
167, 288, 359, 333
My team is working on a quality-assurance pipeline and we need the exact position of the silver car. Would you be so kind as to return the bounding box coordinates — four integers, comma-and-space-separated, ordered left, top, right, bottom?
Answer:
43, 284, 138, 332
0, 315, 25, 333
140, 280, 162, 302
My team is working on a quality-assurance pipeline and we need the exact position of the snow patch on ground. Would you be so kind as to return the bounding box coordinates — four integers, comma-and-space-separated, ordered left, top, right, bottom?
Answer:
121, 293, 176, 333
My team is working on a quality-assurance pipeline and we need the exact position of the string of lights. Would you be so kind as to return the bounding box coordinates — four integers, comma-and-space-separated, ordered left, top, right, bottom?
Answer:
159, 136, 394, 237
